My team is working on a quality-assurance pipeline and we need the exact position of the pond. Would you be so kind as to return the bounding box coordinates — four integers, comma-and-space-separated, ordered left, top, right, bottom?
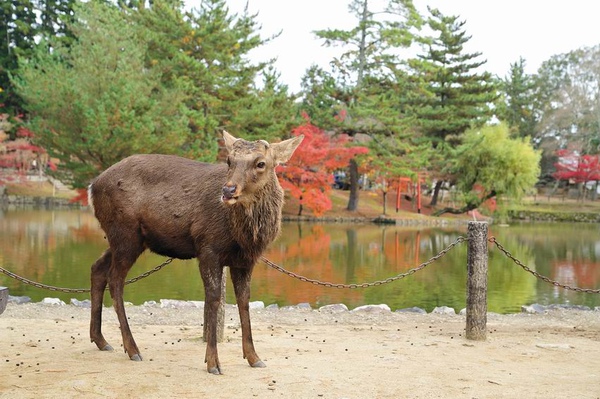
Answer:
1, 208, 599, 314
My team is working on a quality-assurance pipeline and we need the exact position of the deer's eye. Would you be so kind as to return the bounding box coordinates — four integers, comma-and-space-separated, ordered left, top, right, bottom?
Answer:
256, 161, 266, 169
226, 158, 231, 167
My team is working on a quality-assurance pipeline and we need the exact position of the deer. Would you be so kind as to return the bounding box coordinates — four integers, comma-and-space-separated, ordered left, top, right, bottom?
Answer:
87, 130, 303, 374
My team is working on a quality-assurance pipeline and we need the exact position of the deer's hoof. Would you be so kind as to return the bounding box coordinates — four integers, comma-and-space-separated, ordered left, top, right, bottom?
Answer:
100, 344, 114, 352
251, 360, 266, 368
208, 366, 222, 375
129, 354, 143, 361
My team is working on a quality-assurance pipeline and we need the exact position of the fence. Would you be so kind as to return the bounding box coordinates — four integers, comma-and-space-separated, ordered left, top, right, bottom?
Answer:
1, 221, 599, 343
263, 221, 491, 340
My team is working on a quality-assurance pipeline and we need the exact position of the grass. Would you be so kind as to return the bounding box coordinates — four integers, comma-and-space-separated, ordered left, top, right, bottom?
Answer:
4, 173, 599, 220
508, 195, 600, 214
4, 179, 77, 200
282, 188, 462, 221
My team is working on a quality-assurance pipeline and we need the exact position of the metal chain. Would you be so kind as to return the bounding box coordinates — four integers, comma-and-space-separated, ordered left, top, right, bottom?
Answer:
0, 258, 174, 294
4, 234, 598, 296
488, 236, 600, 294
1, 234, 465, 294
261, 236, 468, 288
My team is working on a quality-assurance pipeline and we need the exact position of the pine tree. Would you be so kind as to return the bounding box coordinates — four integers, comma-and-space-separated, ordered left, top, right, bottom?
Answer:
0, 0, 37, 114
14, 1, 194, 187
496, 57, 538, 140
38, 0, 76, 43
0, 0, 76, 115
233, 66, 298, 142
299, 65, 344, 130
406, 7, 497, 205
133, 0, 294, 146
312, 0, 422, 211
315, 0, 420, 88
352, 73, 432, 205
14, 0, 297, 186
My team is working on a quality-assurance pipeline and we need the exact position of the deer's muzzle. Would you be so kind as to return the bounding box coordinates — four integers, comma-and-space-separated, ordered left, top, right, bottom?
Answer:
221, 184, 238, 204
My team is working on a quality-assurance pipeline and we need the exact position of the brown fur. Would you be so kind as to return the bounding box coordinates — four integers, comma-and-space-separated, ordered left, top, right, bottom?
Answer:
88, 131, 303, 374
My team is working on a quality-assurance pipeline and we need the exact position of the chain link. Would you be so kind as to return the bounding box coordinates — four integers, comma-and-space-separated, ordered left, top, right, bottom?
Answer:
261, 236, 468, 288
0, 258, 174, 294
488, 236, 600, 294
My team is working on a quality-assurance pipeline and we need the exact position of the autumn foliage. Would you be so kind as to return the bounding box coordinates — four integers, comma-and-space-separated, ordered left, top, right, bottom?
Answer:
554, 150, 600, 183
0, 114, 47, 172
277, 116, 368, 216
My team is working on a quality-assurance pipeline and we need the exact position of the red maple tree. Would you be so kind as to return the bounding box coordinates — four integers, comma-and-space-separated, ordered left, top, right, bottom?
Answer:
554, 150, 600, 183
277, 115, 368, 216
554, 149, 600, 200
0, 116, 47, 172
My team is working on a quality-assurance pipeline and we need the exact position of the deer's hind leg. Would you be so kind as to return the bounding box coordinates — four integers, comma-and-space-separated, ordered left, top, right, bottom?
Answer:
199, 251, 224, 374
90, 249, 113, 352
108, 241, 145, 361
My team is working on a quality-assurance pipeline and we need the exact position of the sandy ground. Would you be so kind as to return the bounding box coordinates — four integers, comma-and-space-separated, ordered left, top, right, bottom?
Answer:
1, 303, 600, 399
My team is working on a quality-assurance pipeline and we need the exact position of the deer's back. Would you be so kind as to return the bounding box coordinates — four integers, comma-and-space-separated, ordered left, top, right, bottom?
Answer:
90, 154, 232, 260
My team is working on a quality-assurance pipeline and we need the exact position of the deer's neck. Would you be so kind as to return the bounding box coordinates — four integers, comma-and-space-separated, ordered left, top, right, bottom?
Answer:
229, 179, 284, 255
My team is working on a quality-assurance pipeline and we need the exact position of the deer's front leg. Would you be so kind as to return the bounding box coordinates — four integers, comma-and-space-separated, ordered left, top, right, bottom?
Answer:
230, 266, 265, 368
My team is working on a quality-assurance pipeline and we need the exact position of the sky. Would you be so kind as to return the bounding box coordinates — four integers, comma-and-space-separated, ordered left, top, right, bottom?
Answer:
213, 0, 600, 93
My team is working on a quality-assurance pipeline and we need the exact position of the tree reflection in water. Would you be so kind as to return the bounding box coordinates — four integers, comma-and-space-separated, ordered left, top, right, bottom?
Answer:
1, 210, 599, 313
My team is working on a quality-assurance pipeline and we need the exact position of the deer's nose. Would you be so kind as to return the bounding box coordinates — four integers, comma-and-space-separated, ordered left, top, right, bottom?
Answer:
222, 184, 237, 200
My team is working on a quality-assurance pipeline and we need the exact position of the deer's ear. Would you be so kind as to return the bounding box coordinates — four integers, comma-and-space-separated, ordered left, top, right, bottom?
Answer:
272, 135, 304, 165
222, 130, 239, 152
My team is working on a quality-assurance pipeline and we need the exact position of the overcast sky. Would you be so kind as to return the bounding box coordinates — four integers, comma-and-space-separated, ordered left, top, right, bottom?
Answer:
216, 0, 600, 93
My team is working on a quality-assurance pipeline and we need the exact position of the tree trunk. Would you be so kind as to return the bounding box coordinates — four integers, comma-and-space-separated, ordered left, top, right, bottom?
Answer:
356, 0, 369, 87
429, 180, 443, 206
433, 190, 496, 217
298, 194, 303, 216
346, 158, 360, 211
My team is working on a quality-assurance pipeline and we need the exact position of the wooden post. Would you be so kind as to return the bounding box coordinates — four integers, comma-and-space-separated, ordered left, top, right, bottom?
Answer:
0, 286, 8, 315
466, 221, 488, 340
203, 267, 227, 343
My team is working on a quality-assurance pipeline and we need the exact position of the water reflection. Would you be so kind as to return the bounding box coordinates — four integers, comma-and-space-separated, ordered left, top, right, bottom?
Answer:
1, 209, 599, 313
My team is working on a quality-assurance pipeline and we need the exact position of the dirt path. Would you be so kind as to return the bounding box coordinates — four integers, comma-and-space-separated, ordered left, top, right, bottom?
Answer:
1, 303, 600, 399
